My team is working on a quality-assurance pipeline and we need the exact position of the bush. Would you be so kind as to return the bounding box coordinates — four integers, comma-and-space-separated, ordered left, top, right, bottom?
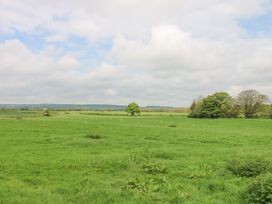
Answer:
245, 174, 272, 204
226, 158, 270, 177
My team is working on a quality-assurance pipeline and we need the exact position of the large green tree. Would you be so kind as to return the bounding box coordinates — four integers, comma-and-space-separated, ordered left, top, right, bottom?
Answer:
125, 102, 140, 116
189, 92, 238, 118
201, 92, 237, 118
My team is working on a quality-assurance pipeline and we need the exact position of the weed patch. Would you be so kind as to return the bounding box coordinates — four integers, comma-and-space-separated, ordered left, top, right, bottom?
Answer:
244, 174, 272, 204
142, 163, 168, 175
126, 177, 167, 193
226, 157, 270, 177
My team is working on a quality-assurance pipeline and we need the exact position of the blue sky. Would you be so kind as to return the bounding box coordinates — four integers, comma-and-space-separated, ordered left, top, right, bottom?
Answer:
240, 13, 272, 36
0, 0, 272, 106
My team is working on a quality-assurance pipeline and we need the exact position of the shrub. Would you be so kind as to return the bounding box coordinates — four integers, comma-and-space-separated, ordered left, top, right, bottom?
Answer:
244, 174, 272, 204
226, 158, 270, 177
142, 163, 168, 175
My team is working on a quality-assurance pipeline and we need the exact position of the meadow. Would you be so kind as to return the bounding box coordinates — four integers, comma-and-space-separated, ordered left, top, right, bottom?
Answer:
0, 111, 271, 204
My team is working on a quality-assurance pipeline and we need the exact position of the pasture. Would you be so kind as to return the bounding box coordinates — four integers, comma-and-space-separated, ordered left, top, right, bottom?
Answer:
0, 111, 271, 203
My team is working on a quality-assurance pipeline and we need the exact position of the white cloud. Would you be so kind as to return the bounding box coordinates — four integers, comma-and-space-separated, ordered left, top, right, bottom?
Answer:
107, 24, 272, 104
105, 89, 116, 96
1, 0, 271, 41
0, 0, 272, 105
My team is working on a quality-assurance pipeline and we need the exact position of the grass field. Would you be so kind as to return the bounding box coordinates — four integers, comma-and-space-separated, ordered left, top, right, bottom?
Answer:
0, 112, 271, 203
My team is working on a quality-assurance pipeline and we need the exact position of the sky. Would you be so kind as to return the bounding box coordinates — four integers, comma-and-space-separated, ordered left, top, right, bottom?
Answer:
0, 0, 272, 106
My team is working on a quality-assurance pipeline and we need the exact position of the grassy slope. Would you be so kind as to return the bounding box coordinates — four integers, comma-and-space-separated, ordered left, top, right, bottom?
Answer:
0, 113, 271, 204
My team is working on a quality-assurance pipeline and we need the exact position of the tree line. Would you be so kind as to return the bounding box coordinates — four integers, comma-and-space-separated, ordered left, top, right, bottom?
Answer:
189, 90, 272, 118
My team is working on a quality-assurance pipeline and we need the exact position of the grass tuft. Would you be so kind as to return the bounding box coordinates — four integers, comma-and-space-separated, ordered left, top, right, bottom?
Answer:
85, 134, 102, 139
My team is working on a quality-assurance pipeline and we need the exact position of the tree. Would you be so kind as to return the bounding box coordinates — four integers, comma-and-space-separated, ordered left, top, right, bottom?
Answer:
125, 102, 140, 116
236, 90, 269, 118
43, 108, 51, 116
201, 92, 237, 118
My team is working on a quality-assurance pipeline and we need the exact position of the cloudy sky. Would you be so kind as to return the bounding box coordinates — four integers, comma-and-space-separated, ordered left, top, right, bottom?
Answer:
0, 0, 272, 106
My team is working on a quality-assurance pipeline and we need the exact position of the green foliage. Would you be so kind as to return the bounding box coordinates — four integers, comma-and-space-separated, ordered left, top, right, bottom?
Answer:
226, 158, 270, 177
125, 102, 140, 116
270, 104, 272, 119
188, 98, 203, 118
142, 163, 168, 175
201, 92, 237, 118
43, 108, 51, 116
245, 174, 272, 204
189, 90, 271, 119
189, 92, 238, 118
256, 104, 272, 119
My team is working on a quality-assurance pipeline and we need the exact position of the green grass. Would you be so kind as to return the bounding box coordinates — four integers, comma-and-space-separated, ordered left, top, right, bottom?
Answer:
0, 112, 271, 203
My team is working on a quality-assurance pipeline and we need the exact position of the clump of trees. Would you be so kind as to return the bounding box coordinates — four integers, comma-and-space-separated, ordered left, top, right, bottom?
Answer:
189, 90, 270, 118
126, 102, 140, 116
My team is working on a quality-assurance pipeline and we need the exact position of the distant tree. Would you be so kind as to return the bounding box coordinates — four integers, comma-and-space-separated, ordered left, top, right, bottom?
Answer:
201, 92, 238, 118
125, 102, 140, 116
236, 90, 269, 118
43, 108, 51, 116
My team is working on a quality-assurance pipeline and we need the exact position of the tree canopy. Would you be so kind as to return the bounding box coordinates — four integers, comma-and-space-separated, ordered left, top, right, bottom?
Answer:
125, 102, 140, 116
236, 90, 269, 118
201, 92, 238, 118
189, 92, 238, 118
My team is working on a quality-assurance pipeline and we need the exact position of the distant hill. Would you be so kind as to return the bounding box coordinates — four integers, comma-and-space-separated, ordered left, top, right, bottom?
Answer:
0, 104, 176, 111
